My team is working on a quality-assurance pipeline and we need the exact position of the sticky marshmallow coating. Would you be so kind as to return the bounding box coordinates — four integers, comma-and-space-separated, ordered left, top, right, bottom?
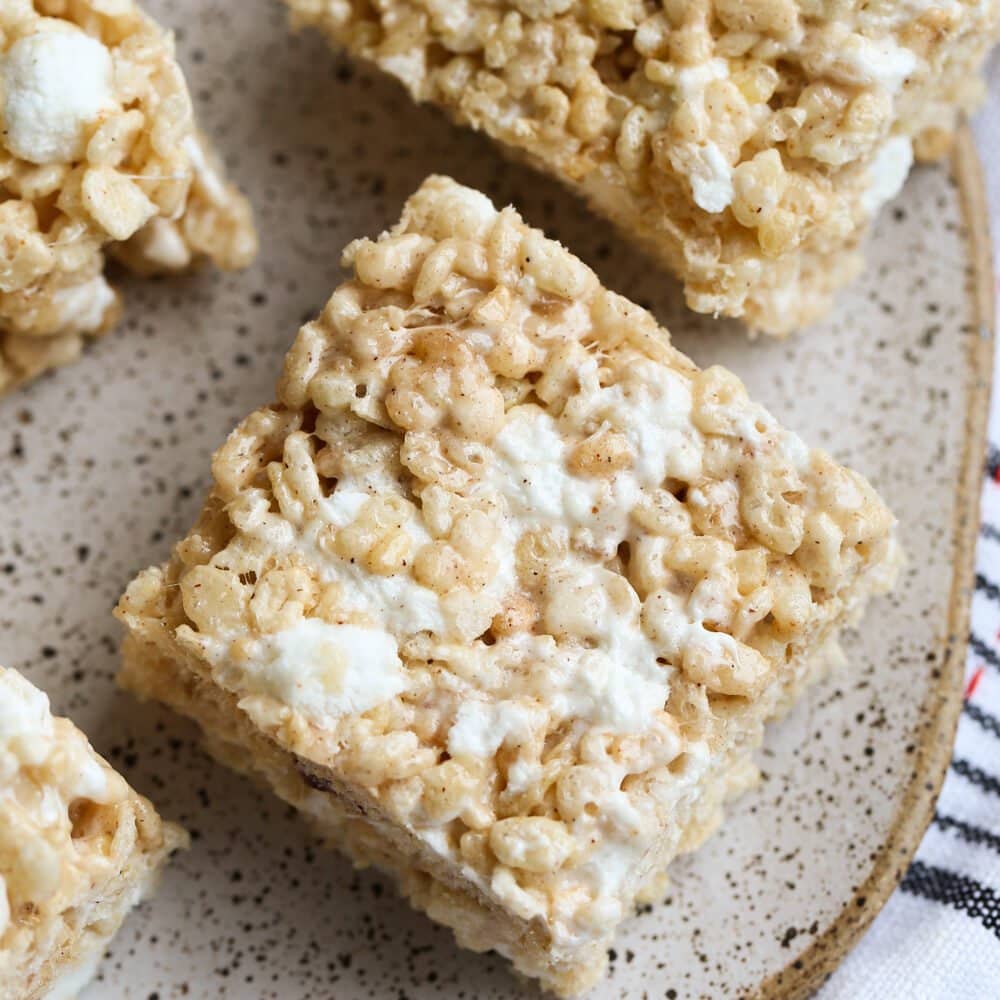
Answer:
284, 0, 1000, 334
0, 667, 186, 1000
116, 176, 900, 996
0, 1, 257, 396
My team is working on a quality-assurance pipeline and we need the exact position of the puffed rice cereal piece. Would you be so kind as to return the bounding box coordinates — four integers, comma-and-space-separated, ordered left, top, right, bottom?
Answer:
0, 0, 257, 395
0, 666, 186, 999
283, 0, 999, 335
116, 176, 900, 996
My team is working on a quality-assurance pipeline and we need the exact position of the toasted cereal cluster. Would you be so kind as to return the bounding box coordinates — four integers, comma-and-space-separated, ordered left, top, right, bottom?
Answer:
117, 176, 899, 993
0, 0, 257, 393
285, 0, 1000, 334
0, 667, 186, 998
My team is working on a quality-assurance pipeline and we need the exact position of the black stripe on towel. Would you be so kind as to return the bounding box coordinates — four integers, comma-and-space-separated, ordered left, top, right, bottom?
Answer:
968, 634, 1000, 673
901, 862, 1000, 939
964, 701, 1000, 741
982, 523, 1000, 545
986, 445, 1000, 482
951, 758, 1000, 798
975, 573, 1000, 604
932, 814, 1000, 855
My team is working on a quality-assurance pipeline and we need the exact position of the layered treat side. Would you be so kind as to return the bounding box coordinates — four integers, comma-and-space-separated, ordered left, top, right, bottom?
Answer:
0, 0, 257, 394
285, 0, 1000, 335
116, 176, 900, 995
0, 667, 186, 1000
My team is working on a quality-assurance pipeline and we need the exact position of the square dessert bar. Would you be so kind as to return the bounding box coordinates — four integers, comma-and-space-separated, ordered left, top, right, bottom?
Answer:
117, 176, 899, 995
285, 0, 999, 335
0, 667, 185, 999
0, 0, 257, 394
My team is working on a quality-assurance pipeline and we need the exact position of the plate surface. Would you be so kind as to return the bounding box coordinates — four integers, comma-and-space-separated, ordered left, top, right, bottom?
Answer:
0, 2, 992, 997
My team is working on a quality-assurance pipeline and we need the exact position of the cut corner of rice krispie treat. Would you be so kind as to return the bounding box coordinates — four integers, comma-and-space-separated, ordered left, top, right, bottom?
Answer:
284, 0, 1000, 335
115, 175, 900, 996
0, 665, 187, 1000
0, 0, 258, 395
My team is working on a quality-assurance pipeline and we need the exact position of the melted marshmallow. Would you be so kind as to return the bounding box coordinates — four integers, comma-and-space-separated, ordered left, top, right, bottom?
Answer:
249, 618, 408, 724
448, 700, 543, 759
688, 142, 735, 215
486, 401, 638, 560
827, 33, 917, 92
0, 668, 53, 765
51, 275, 117, 333
1, 31, 116, 164
673, 59, 735, 212
184, 135, 228, 205
860, 135, 914, 216
309, 484, 447, 635
488, 405, 611, 528
589, 359, 701, 487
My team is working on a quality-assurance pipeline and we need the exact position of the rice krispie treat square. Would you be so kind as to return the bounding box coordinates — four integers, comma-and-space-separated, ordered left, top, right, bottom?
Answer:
0, 0, 257, 394
0, 666, 186, 999
116, 176, 899, 995
284, 0, 999, 335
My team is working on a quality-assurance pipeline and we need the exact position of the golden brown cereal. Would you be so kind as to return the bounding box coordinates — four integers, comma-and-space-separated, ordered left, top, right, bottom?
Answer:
0, 667, 186, 999
284, 0, 1000, 335
0, 1, 257, 394
116, 177, 899, 996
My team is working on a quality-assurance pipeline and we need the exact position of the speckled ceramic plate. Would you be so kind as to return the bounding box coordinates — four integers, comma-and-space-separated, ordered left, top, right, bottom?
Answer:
0, 2, 993, 997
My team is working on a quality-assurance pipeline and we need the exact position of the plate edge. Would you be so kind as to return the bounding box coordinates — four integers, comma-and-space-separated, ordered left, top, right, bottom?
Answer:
753, 124, 996, 1000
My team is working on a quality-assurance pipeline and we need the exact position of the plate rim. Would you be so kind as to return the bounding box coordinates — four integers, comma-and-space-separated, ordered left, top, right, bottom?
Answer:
756, 124, 996, 1000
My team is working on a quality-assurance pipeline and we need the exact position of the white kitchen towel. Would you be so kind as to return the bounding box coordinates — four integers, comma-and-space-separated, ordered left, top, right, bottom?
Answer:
819, 55, 1000, 999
